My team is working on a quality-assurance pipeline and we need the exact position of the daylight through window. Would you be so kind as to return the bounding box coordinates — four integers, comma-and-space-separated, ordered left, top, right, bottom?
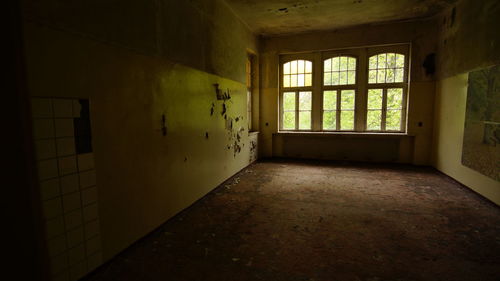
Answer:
279, 45, 409, 132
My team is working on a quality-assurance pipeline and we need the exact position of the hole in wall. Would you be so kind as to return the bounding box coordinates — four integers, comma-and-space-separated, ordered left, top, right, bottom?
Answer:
422, 53, 436, 76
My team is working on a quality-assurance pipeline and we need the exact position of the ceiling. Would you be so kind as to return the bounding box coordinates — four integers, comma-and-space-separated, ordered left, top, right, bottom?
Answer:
225, 0, 456, 36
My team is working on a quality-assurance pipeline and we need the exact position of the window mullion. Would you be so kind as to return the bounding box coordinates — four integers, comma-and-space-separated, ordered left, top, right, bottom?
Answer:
295, 91, 299, 130
336, 90, 341, 131
312, 52, 322, 131
381, 88, 387, 131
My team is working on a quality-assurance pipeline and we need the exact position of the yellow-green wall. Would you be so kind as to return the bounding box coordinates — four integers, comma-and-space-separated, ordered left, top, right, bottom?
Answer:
432, 0, 500, 205
22, 0, 258, 262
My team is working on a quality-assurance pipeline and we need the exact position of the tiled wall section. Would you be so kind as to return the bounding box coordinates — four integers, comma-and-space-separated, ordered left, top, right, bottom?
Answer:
31, 98, 103, 281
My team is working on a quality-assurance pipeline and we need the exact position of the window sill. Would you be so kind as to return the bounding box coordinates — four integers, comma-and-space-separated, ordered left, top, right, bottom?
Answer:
274, 131, 411, 138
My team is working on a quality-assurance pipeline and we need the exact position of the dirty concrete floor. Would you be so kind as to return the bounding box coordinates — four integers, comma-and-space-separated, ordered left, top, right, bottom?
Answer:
84, 160, 500, 281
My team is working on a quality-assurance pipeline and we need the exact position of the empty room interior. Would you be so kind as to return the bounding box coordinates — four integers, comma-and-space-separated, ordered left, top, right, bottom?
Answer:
8, 0, 500, 280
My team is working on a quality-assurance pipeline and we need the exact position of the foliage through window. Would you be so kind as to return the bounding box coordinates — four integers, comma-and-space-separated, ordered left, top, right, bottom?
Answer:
280, 45, 409, 132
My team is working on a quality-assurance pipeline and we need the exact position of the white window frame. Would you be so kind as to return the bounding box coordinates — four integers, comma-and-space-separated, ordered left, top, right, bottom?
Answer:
279, 44, 410, 133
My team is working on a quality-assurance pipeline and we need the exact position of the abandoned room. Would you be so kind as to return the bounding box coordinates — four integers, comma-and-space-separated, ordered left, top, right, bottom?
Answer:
7, 0, 500, 280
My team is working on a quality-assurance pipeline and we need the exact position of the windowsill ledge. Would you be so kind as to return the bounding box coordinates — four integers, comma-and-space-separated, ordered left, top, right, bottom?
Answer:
274, 131, 412, 138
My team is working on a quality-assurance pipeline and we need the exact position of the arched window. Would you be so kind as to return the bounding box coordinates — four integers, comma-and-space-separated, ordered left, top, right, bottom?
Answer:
283, 60, 312, 87
368, 53, 405, 84
281, 60, 313, 130
322, 56, 357, 131
324, 56, 356, 86
367, 53, 406, 131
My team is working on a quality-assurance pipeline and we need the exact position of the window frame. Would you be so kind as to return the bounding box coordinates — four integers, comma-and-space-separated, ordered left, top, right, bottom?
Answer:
278, 44, 410, 133
321, 52, 360, 132
279, 54, 315, 131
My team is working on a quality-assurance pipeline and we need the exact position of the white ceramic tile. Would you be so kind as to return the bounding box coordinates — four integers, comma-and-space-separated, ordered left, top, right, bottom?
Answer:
55, 119, 74, 137
66, 227, 84, 248
47, 234, 67, 257
38, 159, 59, 181
72, 100, 82, 118
84, 219, 100, 238
83, 203, 99, 222
60, 174, 79, 195
81, 186, 98, 206
49, 252, 69, 276
62, 192, 81, 213
53, 99, 74, 118
42, 198, 63, 219
69, 261, 87, 281
87, 252, 103, 272
79, 170, 96, 189
85, 235, 101, 255
45, 216, 65, 239
52, 270, 70, 281
31, 98, 53, 118
77, 153, 94, 171
35, 139, 57, 160
56, 138, 76, 157
68, 243, 85, 265
33, 119, 55, 139
64, 209, 83, 230
58, 156, 77, 176
40, 178, 60, 200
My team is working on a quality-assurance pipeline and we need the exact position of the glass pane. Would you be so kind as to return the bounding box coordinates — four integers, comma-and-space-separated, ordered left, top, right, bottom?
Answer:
395, 68, 404, 82
340, 111, 354, 130
297, 74, 305, 87
291, 60, 297, 74
369, 70, 377, 84
377, 54, 387, 68
299, 111, 311, 130
298, 60, 305, 73
366, 110, 382, 130
377, 69, 386, 83
323, 111, 336, 130
367, 89, 383, 109
369, 56, 378, 70
332, 72, 340, 85
387, 53, 396, 68
291, 74, 297, 87
387, 88, 403, 109
283, 92, 295, 111
386, 68, 395, 83
283, 62, 290, 74
305, 74, 312, 86
299, 91, 312, 110
283, 75, 290, 87
348, 71, 356, 84
305, 61, 312, 73
324, 59, 331, 72
396, 54, 405, 68
339, 71, 347, 85
341, 90, 355, 110
332, 57, 340, 71
283, 112, 295, 130
386, 109, 402, 130
323, 90, 337, 110
348, 57, 356, 71
324, 72, 332, 86
340, 57, 348, 71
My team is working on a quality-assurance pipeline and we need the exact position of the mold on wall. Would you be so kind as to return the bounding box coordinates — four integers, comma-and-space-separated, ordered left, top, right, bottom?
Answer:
432, 0, 500, 205
21, 0, 259, 277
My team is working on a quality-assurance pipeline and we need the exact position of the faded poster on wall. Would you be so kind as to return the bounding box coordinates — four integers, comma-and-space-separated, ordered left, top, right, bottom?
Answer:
462, 65, 500, 181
